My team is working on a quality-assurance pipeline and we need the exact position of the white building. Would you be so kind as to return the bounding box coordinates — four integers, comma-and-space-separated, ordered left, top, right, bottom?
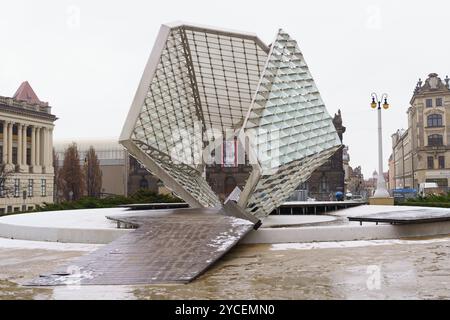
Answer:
0, 82, 56, 214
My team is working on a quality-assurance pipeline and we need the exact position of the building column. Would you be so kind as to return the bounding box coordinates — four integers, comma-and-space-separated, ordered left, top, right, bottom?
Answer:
36, 127, 41, 166
17, 123, 22, 167
2, 120, 7, 165
45, 128, 50, 166
31, 126, 36, 166
45, 127, 54, 174
19, 124, 28, 172
22, 125, 27, 166
41, 127, 48, 168
31, 126, 42, 174
7, 122, 13, 165
49, 127, 54, 165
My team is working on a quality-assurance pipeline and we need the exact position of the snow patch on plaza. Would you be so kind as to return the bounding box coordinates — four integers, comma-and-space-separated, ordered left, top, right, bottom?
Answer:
0, 238, 102, 252
270, 237, 450, 251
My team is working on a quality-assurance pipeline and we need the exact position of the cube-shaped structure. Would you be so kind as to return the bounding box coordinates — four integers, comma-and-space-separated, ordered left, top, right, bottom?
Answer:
120, 22, 341, 218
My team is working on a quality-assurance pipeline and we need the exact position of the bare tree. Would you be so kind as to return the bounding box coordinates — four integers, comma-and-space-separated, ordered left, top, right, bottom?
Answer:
60, 142, 84, 201
84, 146, 102, 197
0, 164, 14, 198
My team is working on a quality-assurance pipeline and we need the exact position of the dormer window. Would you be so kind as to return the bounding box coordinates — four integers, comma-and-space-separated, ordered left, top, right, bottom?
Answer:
436, 98, 443, 107
426, 99, 433, 108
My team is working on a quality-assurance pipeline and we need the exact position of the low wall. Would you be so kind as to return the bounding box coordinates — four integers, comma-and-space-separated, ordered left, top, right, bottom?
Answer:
0, 223, 129, 244
241, 221, 450, 244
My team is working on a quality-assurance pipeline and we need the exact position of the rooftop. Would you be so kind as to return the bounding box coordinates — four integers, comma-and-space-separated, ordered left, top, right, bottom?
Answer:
13, 81, 48, 107
411, 73, 450, 103
0, 81, 54, 117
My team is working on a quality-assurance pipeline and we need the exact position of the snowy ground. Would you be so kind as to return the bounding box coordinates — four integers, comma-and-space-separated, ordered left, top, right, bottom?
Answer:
0, 208, 128, 229
0, 238, 102, 252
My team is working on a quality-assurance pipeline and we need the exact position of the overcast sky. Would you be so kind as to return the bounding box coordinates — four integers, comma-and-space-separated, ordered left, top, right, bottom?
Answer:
1, 0, 449, 177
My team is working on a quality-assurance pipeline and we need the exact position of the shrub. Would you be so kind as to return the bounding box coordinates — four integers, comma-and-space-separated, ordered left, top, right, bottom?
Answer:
34, 189, 182, 212
399, 191, 450, 208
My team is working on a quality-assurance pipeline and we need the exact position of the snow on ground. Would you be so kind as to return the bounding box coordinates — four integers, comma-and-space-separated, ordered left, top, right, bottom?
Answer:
0, 208, 128, 229
0, 238, 102, 252
262, 215, 336, 227
270, 236, 450, 251
332, 204, 450, 218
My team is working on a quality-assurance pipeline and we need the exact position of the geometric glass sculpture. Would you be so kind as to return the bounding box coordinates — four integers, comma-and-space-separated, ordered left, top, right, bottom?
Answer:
237, 29, 341, 217
120, 22, 341, 218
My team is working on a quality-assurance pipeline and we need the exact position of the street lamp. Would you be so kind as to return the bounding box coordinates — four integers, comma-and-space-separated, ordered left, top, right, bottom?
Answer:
370, 93, 390, 199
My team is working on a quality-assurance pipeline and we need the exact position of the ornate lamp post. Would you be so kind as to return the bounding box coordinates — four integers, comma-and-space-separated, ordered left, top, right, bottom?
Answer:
370, 93, 391, 199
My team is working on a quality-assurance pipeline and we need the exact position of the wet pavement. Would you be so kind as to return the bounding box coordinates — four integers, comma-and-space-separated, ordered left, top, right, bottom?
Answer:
28, 208, 255, 286
1, 236, 450, 299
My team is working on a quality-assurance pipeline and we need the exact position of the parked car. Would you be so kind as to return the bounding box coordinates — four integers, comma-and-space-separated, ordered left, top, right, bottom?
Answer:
351, 195, 365, 202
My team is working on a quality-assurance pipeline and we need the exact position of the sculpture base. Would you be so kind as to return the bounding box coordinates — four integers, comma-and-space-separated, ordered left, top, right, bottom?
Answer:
369, 197, 394, 206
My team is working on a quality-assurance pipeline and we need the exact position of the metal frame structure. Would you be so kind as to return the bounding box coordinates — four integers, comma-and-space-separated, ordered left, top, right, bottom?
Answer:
120, 22, 341, 218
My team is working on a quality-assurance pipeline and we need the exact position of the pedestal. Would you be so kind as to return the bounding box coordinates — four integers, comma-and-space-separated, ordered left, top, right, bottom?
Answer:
31, 165, 42, 174
3, 164, 15, 172
43, 166, 54, 174
18, 165, 29, 173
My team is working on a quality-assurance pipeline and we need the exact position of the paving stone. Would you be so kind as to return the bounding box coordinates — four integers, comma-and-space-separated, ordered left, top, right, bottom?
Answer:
27, 208, 255, 286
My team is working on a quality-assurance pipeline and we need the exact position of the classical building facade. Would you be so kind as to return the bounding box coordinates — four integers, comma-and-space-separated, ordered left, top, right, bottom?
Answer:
0, 82, 56, 214
391, 73, 450, 190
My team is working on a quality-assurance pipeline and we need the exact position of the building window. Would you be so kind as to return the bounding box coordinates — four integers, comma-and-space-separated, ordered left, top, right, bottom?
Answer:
41, 179, 46, 197
436, 98, 443, 107
427, 156, 434, 169
426, 178, 448, 187
0, 181, 4, 197
439, 156, 445, 169
14, 179, 20, 197
28, 179, 33, 197
12, 147, 17, 164
427, 114, 443, 127
139, 177, 148, 189
426, 99, 433, 108
320, 176, 328, 192
223, 138, 237, 167
26, 148, 31, 165
428, 134, 443, 146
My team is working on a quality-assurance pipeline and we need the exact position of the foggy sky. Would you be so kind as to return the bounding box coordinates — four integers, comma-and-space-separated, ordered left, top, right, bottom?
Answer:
1, 0, 449, 177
